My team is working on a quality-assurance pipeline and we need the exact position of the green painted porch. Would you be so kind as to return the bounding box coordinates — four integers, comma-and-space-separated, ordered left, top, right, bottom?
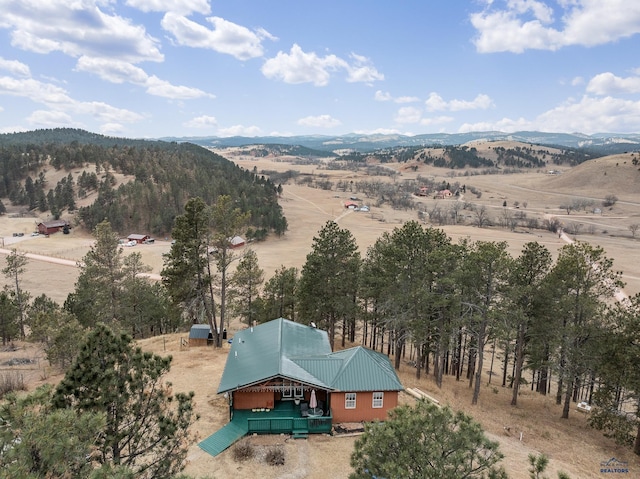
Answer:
198, 400, 333, 457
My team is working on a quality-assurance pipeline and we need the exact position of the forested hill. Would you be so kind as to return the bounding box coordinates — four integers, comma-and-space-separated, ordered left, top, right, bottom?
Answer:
0, 129, 287, 238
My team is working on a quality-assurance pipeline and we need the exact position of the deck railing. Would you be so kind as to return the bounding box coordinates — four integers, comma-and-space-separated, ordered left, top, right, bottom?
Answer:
246, 412, 332, 434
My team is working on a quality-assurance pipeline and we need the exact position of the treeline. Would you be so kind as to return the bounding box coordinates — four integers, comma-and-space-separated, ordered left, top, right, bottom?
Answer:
336, 144, 599, 169
0, 129, 287, 237
249, 221, 640, 454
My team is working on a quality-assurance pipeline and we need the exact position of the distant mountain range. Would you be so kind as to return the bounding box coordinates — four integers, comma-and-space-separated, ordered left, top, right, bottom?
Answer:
161, 131, 640, 155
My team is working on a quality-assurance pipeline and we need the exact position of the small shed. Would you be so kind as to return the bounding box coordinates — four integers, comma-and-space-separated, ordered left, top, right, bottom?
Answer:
37, 220, 70, 235
189, 324, 213, 346
127, 234, 150, 244
229, 236, 245, 248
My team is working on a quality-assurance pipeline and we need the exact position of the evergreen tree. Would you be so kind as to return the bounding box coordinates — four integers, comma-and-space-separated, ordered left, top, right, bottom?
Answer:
297, 221, 360, 349
590, 293, 640, 454
52, 325, 196, 478
261, 265, 298, 322
548, 242, 622, 419
350, 400, 508, 479
210, 194, 249, 346
0, 385, 109, 478
2, 249, 29, 338
66, 221, 125, 328
508, 242, 553, 406
162, 197, 218, 339
228, 249, 264, 326
457, 241, 512, 405
0, 288, 18, 345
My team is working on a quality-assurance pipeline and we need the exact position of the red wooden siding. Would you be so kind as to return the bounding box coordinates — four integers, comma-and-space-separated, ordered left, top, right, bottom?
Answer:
233, 391, 275, 410
330, 391, 399, 423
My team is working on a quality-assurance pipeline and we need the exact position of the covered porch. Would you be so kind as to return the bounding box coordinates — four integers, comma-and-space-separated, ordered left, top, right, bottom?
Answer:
234, 400, 332, 437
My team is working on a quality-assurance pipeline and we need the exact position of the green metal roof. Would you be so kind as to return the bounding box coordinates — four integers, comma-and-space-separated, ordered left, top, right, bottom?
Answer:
217, 318, 332, 393
218, 318, 403, 394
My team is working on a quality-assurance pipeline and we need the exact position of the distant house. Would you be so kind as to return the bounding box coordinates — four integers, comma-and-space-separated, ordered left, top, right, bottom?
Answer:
416, 186, 430, 197
127, 234, 150, 244
434, 189, 452, 199
344, 201, 359, 209
189, 324, 213, 347
229, 235, 245, 248
37, 220, 70, 235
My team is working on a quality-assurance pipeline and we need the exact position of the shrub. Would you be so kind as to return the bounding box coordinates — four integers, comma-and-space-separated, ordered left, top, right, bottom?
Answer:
265, 445, 285, 466
0, 371, 26, 398
232, 439, 255, 462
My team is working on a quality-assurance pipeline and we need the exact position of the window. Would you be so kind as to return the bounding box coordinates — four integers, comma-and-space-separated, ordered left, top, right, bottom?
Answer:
345, 392, 356, 409
294, 386, 303, 398
372, 392, 384, 408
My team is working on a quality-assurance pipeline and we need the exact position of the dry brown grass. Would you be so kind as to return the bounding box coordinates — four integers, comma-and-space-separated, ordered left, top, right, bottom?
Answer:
1, 145, 640, 477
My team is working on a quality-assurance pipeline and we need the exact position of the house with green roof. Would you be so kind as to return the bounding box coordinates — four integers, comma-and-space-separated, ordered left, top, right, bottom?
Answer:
200, 318, 403, 455
218, 317, 403, 423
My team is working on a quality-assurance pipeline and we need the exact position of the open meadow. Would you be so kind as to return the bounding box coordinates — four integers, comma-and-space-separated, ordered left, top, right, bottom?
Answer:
1, 143, 640, 478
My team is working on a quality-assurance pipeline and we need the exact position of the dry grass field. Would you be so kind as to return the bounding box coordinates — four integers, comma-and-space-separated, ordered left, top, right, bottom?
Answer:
1, 142, 640, 478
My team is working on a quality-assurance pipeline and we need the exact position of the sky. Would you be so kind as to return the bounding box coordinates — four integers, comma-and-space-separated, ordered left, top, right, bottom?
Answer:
1, 0, 640, 139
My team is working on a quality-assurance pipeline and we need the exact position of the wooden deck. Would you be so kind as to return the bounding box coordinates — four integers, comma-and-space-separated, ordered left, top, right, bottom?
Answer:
233, 400, 333, 437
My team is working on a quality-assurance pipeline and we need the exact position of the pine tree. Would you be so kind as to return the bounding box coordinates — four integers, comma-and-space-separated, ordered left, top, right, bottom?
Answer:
228, 249, 264, 326
350, 400, 508, 479
52, 325, 196, 478
297, 221, 360, 349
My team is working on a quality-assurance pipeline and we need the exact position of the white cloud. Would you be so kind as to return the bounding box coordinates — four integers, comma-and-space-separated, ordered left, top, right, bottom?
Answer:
161, 13, 268, 60
534, 95, 640, 133
345, 53, 384, 83
0, 75, 144, 125
458, 94, 640, 134
0, 57, 30, 77
586, 72, 640, 95
353, 128, 404, 135
262, 44, 382, 86
420, 116, 454, 127
471, 0, 640, 53
125, 0, 211, 15
76, 56, 214, 99
145, 75, 213, 99
374, 90, 419, 103
76, 57, 148, 84
27, 109, 76, 127
0, 0, 163, 63
375, 90, 392, 101
262, 44, 347, 86
0, 76, 72, 105
297, 114, 342, 128
217, 125, 263, 137
393, 106, 422, 124
100, 122, 126, 135
184, 115, 218, 128
425, 92, 493, 112
571, 76, 585, 86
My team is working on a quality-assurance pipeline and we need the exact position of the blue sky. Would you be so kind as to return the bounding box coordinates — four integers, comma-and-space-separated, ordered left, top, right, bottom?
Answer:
1, 0, 639, 138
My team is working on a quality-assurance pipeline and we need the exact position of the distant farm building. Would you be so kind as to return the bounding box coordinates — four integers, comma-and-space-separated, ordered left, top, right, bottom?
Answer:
37, 220, 70, 235
189, 324, 213, 347
434, 189, 453, 199
127, 234, 150, 244
229, 236, 245, 248
416, 186, 430, 197
344, 201, 359, 209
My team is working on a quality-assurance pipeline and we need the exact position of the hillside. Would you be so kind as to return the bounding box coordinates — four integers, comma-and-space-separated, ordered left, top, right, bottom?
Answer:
0, 129, 286, 237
